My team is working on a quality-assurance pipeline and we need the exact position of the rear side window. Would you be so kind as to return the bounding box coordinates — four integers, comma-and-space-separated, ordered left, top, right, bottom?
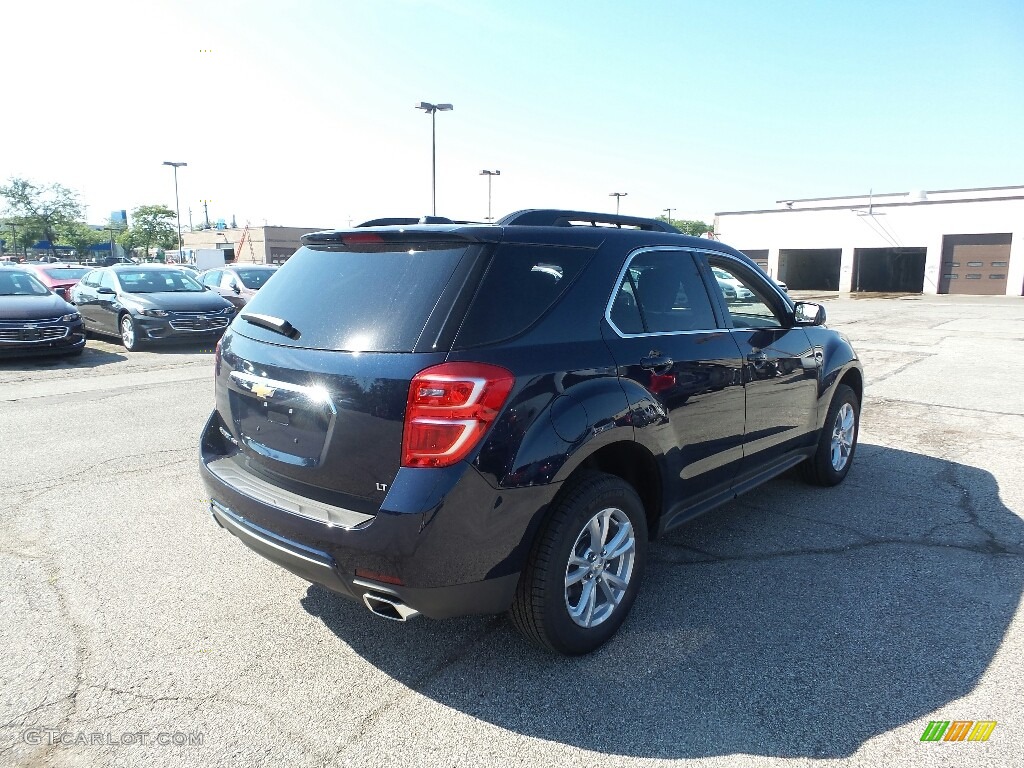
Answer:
453, 245, 593, 348
610, 250, 716, 334
236, 244, 469, 352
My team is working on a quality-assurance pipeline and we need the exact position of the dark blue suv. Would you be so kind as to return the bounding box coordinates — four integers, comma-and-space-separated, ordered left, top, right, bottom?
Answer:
200, 210, 862, 654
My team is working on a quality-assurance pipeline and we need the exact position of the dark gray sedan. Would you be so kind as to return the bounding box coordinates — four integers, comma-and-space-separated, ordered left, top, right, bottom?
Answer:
0, 267, 86, 358
71, 265, 235, 351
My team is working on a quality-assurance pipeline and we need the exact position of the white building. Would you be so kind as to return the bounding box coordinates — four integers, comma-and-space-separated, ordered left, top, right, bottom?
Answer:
715, 185, 1024, 296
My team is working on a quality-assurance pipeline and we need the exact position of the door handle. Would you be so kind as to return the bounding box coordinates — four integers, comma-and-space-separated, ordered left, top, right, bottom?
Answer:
640, 355, 674, 373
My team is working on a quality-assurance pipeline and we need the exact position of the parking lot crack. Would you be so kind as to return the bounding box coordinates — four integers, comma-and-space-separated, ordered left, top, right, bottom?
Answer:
329, 616, 505, 764
2, 447, 194, 509
654, 537, 1024, 565
864, 354, 930, 388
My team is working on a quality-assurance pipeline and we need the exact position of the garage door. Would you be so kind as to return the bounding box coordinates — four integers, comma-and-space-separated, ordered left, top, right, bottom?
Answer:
853, 247, 926, 292
938, 234, 1012, 295
743, 249, 769, 271
780, 249, 842, 290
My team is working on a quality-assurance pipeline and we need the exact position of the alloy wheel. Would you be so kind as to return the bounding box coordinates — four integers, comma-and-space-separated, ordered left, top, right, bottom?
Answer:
830, 402, 855, 471
564, 507, 636, 628
121, 317, 135, 348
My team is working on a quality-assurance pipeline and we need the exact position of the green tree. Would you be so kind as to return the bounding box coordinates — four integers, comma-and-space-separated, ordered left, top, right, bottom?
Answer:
0, 178, 83, 257
118, 204, 177, 259
58, 221, 107, 261
657, 216, 714, 237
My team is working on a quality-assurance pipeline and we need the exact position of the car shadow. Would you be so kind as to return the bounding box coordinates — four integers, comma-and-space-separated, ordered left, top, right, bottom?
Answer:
300, 444, 1023, 759
0, 346, 126, 370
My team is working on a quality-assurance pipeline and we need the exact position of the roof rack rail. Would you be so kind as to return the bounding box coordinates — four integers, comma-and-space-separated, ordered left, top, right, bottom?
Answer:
497, 209, 679, 233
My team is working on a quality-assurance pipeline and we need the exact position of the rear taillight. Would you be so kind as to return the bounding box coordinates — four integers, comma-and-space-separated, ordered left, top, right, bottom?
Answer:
402, 362, 515, 468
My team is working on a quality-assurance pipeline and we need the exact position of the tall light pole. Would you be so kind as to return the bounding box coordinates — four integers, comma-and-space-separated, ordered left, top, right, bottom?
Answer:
663, 207, 674, 223
415, 102, 453, 216
480, 170, 500, 221
610, 192, 627, 214
162, 161, 186, 258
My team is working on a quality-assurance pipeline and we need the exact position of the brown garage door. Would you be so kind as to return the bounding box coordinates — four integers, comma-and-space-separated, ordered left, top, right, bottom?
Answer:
743, 249, 769, 271
938, 234, 1012, 295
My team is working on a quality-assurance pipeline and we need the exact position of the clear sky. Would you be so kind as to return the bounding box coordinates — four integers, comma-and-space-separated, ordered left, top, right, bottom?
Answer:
4, 0, 1023, 230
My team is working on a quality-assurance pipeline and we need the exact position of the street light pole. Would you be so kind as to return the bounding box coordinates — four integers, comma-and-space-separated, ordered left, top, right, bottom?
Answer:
415, 102, 453, 216
609, 192, 627, 214
663, 207, 674, 223
480, 170, 500, 221
107, 220, 116, 261
162, 161, 187, 259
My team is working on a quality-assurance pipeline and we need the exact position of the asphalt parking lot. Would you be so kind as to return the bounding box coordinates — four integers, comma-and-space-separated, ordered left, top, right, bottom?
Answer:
2, 295, 1023, 768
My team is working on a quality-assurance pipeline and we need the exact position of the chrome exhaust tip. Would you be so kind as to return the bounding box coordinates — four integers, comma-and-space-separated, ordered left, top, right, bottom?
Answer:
362, 592, 421, 622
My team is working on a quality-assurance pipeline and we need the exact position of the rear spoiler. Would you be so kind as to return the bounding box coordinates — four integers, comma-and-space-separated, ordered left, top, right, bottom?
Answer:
301, 228, 499, 250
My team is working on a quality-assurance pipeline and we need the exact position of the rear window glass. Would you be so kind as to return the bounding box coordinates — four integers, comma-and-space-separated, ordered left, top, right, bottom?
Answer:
118, 269, 204, 293
0, 270, 49, 296
236, 245, 468, 352
235, 267, 277, 290
42, 267, 89, 279
454, 244, 592, 348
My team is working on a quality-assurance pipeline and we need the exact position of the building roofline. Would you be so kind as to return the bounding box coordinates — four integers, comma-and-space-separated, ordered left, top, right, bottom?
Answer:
772, 183, 1024, 205
717, 193, 1024, 217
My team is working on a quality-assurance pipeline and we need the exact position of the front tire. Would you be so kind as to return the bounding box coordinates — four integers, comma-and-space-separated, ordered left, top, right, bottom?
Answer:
802, 383, 859, 486
120, 314, 141, 352
510, 472, 648, 655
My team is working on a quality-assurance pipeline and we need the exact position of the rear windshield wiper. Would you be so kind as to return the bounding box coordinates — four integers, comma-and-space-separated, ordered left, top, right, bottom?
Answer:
241, 312, 301, 340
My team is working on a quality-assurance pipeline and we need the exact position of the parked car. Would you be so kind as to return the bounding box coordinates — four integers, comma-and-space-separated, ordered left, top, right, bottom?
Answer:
24, 264, 90, 302
200, 209, 862, 654
198, 265, 279, 309
712, 265, 755, 300
0, 267, 85, 357
71, 265, 235, 351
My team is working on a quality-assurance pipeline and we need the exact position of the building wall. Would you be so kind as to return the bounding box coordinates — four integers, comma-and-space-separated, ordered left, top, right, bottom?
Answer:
715, 191, 1024, 296
181, 225, 327, 264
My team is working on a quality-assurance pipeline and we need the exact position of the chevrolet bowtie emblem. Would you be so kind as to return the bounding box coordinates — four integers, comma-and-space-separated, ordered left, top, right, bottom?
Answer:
251, 382, 277, 400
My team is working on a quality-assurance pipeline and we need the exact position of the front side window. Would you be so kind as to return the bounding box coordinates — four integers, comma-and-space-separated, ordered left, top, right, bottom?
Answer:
202, 270, 222, 288
99, 271, 118, 291
707, 260, 783, 329
609, 250, 716, 334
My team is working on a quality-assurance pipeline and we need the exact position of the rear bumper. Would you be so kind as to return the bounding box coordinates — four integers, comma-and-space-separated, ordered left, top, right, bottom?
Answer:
209, 499, 519, 618
200, 411, 554, 619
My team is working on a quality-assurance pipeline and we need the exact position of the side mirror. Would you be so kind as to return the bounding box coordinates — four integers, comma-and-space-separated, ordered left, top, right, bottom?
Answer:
231, 282, 241, 294
97, 287, 115, 295
793, 301, 826, 326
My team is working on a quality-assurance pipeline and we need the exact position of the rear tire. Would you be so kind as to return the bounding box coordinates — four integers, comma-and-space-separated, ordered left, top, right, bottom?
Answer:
510, 472, 648, 655
802, 383, 859, 486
